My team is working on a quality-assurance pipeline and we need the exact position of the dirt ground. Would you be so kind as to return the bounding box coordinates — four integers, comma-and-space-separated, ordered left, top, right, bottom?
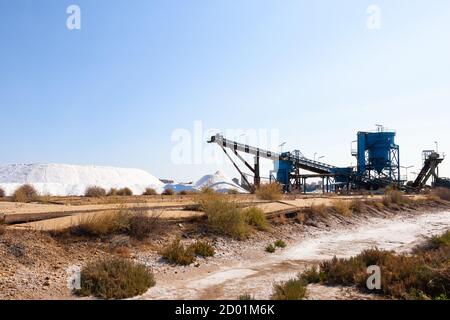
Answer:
0, 195, 448, 300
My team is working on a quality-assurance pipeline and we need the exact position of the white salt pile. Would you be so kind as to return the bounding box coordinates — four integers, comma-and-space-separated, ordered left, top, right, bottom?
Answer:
0, 163, 165, 196
195, 170, 248, 193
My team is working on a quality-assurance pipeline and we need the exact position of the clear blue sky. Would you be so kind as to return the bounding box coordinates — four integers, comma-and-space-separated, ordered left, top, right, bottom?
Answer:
1, 0, 450, 181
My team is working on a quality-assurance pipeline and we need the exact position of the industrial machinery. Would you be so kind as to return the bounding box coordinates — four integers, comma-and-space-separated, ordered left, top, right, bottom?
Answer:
208, 126, 445, 193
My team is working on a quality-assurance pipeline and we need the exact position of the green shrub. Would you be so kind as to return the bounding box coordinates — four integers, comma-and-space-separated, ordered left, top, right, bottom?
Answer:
271, 278, 308, 300
266, 244, 276, 253
116, 188, 133, 196
143, 188, 158, 196
189, 240, 215, 257
202, 196, 250, 240
274, 239, 286, 248
12, 184, 39, 203
75, 257, 155, 299
159, 238, 196, 265
256, 182, 282, 201
244, 207, 269, 231
299, 266, 322, 284
162, 188, 175, 196
85, 186, 107, 198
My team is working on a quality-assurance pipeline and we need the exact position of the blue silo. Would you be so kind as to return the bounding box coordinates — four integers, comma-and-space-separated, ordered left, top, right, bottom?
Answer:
356, 129, 400, 182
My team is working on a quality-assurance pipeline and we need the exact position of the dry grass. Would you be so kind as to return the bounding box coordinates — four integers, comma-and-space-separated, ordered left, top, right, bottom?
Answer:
142, 188, 158, 196
383, 189, 408, 207
350, 199, 364, 213
432, 188, 450, 201
243, 207, 269, 231
162, 188, 175, 196
189, 240, 215, 257
332, 200, 352, 216
159, 238, 196, 265
128, 210, 163, 240
85, 186, 106, 198
12, 184, 39, 203
75, 257, 155, 299
309, 203, 327, 216
271, 278, 308, 300
71, 211, 131, 237
256, 182, 282, 201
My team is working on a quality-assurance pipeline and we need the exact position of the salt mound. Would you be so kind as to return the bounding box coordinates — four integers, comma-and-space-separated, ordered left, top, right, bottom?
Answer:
0, 163, 164, 196
195, 170, 248, 193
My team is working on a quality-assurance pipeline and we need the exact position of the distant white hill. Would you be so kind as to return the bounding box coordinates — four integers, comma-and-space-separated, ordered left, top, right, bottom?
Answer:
0, 163, 164, 196
195, 170, 248, 193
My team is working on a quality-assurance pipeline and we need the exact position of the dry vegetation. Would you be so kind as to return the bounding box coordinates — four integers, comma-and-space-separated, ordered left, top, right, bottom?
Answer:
294, 229, 450, 300
271, 278, 308, 300
256, 182, 282, 201
75, 257, 155, 299
142, 188, 158, 196
12, 184, 39, 203
69, 209, 162, 240
84, 186, 106, 198
159, 238, 216, 266
432, 188, 450, 201
0, 187, 5, 198
162, 188, 175, 196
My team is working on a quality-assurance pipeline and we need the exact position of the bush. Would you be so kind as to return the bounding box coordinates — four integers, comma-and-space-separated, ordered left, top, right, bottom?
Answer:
159, 238, 196, 265
128, 211, 162, 240
256, 182, 282, 201
143, 188, 158, 196
432, 188, 450, 201
75, 257, 155, 299
227, 189, 239, 195
178, 190, 188, 195
107, 188, 118, 196
333, 200, 352, 216
12, 184, 39, 203
203, 197, 250, 240
71, 211, 131, 237
306, 240, 450, 300
271, 278, 308, 300
350, 199, 364, 213
0, 187, 5, 198
116, 188, 133, 196
274, 239, 286, 248
299, 266, 322, 284
85, 186, 106, 198
266, 244, 276, 253
244, 207, 269, 231
189, 240, 215, 257
162, 188, 175, 196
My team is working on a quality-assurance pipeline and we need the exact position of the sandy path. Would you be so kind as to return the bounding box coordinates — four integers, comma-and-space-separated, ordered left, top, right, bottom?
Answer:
141, 210, 450, 300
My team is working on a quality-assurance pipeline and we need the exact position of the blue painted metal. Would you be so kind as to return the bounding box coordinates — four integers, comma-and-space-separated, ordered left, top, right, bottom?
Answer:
356, 130, 400, 183
275, 159, 293, 188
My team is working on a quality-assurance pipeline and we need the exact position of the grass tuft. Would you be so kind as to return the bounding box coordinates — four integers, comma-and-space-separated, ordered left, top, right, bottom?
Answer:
159, 238, 196, 266
274, 239, 287, 248
256, 182, 282, 201
244, 207, 269, 231
189, 240, 215, 258
271, 278, 308, 300
265, 244, 276, 253
142, 188, 158, 196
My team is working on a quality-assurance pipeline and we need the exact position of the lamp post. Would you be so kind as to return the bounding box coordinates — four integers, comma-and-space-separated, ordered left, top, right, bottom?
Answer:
314, 152, 318, 161
279, 142, 286, 153
434, 141, 439, 153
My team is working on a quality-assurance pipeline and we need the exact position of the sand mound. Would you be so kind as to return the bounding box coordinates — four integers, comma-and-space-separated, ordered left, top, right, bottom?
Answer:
0, 163, 164, 196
